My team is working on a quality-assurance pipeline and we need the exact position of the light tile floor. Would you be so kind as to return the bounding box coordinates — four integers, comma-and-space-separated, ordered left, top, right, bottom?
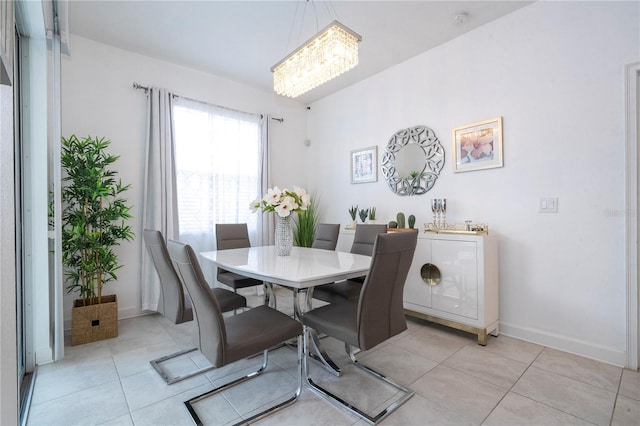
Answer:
27, 287, 640, 426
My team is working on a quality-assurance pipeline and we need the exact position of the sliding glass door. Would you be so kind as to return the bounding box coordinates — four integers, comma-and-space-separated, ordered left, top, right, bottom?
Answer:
13, 28, 35, 425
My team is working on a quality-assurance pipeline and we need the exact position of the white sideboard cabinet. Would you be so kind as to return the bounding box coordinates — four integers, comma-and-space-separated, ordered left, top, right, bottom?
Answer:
404, 232, 499, 345
337, 227, 499, 344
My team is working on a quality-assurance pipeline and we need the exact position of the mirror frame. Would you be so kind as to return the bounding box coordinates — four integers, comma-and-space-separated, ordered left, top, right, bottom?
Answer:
381, 125, 445, 196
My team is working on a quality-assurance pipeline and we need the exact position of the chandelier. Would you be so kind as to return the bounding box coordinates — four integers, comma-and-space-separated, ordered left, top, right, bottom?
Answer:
271, 20, 362, 98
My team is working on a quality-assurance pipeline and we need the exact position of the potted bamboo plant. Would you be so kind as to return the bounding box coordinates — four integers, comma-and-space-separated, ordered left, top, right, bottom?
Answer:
61, 135, 134, 345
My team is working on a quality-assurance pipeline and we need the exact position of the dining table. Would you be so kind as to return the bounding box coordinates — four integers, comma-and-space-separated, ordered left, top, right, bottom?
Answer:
199, 245, 372, 375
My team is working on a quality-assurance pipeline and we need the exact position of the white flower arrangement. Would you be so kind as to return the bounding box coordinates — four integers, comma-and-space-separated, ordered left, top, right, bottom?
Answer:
250, 186, 311, 218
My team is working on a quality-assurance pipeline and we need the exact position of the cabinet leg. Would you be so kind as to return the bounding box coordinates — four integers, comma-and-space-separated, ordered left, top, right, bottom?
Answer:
490, 324, 499, 337
477, 331, 488, 346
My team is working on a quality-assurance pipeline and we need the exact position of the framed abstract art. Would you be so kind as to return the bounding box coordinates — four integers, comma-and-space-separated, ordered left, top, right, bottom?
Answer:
351, 146, 378, 183
452, 117, 503, 172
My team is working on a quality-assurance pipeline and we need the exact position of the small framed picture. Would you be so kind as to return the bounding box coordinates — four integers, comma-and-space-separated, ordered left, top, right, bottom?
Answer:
351, 146, 378, 184
452, 117, 503, 172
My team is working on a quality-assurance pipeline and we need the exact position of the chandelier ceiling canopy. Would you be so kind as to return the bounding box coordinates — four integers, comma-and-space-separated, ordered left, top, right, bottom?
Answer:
271, 20, 362, 99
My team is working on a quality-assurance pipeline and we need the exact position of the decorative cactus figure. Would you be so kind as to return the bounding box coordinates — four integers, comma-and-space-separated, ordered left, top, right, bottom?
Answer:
396, 212, 405, 229
388, 221, 398, 228
408, 214, 416, 229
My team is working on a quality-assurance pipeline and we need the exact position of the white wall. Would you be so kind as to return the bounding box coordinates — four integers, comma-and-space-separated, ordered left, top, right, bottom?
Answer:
60, 35, 308, 325
307, 1, 639, 366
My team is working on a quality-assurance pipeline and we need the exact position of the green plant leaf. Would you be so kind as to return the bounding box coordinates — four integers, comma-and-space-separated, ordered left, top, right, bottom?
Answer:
294, 194, 320, 247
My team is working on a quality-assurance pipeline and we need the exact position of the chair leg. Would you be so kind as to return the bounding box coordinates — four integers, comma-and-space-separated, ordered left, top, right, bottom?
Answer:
184, 337, 303, 426
307, 328, 343, 376
346, 343, 362, 361
303, 327, 414, 425
150, 348, 215, 385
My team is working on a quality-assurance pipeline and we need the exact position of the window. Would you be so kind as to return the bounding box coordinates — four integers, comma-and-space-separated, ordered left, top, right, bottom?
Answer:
173, 98, 261, 254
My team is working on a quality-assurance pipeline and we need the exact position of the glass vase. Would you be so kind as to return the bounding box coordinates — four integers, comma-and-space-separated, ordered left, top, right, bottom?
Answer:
274, 214, 293, 256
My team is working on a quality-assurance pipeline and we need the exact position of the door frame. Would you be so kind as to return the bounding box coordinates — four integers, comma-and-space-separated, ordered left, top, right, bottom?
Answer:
625, 62, 639, 370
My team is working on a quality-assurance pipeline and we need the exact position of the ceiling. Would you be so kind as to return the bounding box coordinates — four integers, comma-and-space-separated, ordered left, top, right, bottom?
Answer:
68, 1, 533, 104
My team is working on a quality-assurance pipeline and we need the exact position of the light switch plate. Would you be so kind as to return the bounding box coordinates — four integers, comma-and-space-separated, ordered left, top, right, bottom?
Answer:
539, 197, 558, 213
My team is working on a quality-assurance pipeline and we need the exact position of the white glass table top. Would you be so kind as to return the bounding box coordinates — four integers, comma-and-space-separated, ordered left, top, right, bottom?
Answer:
200, 246, 371, 289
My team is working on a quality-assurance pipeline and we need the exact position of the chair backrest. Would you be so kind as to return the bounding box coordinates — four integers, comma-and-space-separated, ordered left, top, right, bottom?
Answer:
357, 231, 418, 350
351, 224, 388, 256
167, 239, 227, 368
215, 223, 251, 250
143, 229, 191, 324
216, 223, 252, 278
312, 223, 340, 251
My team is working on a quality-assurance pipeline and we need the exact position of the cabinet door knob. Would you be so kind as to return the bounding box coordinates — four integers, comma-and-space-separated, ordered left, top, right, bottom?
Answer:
420, 263, 441, 286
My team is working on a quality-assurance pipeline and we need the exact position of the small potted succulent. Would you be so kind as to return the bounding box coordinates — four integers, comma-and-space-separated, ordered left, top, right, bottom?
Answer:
348, 205, 358, 227
358, 208, 369, 223
369, 207, 377, 223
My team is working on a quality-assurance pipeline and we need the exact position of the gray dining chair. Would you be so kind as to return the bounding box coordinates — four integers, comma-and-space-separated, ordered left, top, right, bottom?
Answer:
167, 239, 303, 426
313, 224, 387, 303
311, 223, 340, 251
215, 223, 264, 292
302, 231, 418, 424
143, 229, 247, 384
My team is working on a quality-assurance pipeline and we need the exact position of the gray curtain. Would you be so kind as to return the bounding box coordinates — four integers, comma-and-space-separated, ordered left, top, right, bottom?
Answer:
140, 88, 179, 311
258, 114, 273, 246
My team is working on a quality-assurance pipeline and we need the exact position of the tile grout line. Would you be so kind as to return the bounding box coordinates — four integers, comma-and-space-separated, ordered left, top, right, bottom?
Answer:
530, 348, 623, 394
607, 367, 625, 426
479, 342, 547, 425
397, 336, 477, 412
505, 348, 614, 426
112, 353, 137, 425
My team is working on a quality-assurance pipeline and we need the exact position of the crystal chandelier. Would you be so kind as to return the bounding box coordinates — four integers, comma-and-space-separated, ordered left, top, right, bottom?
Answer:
272, 20, 362, 98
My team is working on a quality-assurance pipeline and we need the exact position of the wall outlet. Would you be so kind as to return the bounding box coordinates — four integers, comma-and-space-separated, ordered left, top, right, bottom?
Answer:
539, 197, 558, 213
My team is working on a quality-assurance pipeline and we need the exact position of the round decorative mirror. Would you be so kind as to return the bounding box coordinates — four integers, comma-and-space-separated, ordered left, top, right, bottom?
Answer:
381, 126, 444, 196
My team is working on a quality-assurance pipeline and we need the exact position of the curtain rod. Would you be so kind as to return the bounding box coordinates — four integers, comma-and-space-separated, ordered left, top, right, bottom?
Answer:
132, 82, 284, 122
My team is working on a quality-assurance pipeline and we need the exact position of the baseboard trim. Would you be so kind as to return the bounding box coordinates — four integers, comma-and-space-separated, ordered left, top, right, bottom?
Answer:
35, 347, 53, 364
500, 322, 626, 367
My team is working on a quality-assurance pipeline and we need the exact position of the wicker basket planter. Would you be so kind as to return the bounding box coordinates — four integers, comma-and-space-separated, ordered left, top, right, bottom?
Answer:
71, 294, 118, 345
